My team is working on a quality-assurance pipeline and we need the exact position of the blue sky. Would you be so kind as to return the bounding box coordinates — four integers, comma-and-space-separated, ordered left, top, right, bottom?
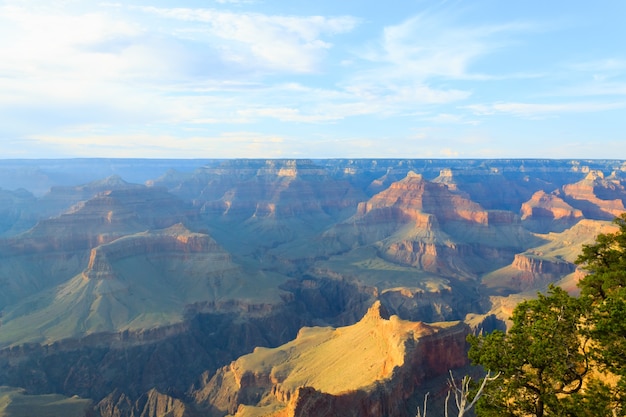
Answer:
1, 0, 625, 159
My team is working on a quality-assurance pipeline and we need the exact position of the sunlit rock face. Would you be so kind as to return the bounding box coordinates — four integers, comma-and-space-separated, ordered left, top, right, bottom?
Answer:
561, 170, 626, 220
11, 186, 190, 253
150, 159, 368, 256
520, 190, 584, 233
194, 301, 469, 417
97, 388, 192, 417
0, 185, 193, 312
323, 172, 539, 279
154, 159, 365, 220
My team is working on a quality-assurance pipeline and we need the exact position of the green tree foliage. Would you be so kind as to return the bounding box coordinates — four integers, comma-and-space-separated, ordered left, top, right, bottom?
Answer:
467, 213, 626, 416
564, 378, 615, 417
468, 286, 588, 417
576, 212, 626, 413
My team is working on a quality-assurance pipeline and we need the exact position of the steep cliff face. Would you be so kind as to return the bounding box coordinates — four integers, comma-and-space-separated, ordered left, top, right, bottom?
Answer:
157, 159, 367, 257
358, 172, 488, 224
482, 219, 619, 294
432, 166, 547, 212
12, 186, 191, 253
40, 176, 146, 220
96, 388, 193, 417
512, 253, 576, 275
157, 159, 365, 220
561, 170, 626, 219
0, 188, 37, 236
505, 253, 578, 290
0, 275, 390, 409
323, 172, 539, 278
194, 302, 469, 417
0, 186, 194, 311
0, 224, 277, 347
0, 301, 312, 404
82, 223, 227, 281
520, 190, 583, 232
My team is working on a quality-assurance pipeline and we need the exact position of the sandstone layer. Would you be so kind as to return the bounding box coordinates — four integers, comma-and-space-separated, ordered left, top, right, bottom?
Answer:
195, 301, 469, 417
320, 172, 539, 279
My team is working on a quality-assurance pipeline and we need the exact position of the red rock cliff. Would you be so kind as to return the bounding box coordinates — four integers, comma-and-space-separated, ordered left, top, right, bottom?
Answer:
195, 302, 469, 417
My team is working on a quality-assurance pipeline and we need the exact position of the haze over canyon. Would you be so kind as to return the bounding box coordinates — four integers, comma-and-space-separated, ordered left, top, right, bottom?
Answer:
0, 158, 625, 417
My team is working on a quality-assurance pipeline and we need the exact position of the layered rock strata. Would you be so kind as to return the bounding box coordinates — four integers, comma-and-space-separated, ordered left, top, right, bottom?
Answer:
195, 301, 469, 417
561, 170, 626, 219
324, 172, 538, 278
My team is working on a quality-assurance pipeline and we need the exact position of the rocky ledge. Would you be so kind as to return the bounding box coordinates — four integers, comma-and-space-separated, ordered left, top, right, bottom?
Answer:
194, 301, 469, 417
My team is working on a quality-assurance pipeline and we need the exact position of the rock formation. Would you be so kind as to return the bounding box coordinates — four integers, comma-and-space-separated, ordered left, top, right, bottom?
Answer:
561, 170, 626, 219
0, 224, 280, 347
194, 301, 469, 417
482, 218, 619, 294
0, 188, 37, 236
520, 190, 583, 233
0, 386, 93, 417
321, 172, 539, 278
11, 186, 191, 253
97, 388, 193, 417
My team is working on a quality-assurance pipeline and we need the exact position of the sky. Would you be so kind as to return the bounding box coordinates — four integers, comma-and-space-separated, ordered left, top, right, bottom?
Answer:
1, 0, 625, 159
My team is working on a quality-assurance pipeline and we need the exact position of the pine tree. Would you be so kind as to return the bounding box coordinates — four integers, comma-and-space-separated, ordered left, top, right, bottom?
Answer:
467, 286, 588, 417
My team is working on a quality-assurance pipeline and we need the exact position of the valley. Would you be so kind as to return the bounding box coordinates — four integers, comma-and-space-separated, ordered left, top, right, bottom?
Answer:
0, 158, 625, 417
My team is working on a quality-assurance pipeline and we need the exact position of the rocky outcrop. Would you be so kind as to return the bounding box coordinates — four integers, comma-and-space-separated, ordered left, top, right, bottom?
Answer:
324, 172, 540, 278
11, 186, 191, 253
512, 253, 576, 276
0, 185, 192, 310
161, 159, 365, 220
97, 388, 193, 417
521, 190, 583, 221
482, 218, 620, 294
0, 188, 37, 236
0, 223, 263, 347
195, 302, 469, 417
40, 175, 146, 219
520, 190, 584, 233
357, 172, 489, 225
0, 276, 390, 408
432, 166, 548, 212
0, 301, 312, 403
505, 253, 578, 291
383, 237, 475, 278
154, 159, 369, 257
83, 224, 228, 281
561, 170, 626, 219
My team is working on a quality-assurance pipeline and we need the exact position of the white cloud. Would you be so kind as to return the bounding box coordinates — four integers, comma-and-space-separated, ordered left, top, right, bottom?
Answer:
366, 9, 536, 81
328, 8, 537, 118
568, 59, 626, 74
545, 82, 626, 98
27, 131, 291, 158
137, 6, 359, 73
423, 113, 480, 125
215, 0, 256, 4
0, 5, 143, 79
466, 101, 626, 118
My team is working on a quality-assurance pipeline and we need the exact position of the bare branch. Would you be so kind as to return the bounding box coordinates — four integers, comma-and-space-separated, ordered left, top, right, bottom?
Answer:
415, 370, 500, 417
415, 392, 429, 417
447, 370, 500, 417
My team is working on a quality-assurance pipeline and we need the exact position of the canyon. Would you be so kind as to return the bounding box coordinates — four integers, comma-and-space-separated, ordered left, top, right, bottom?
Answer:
0, 158, 625, 417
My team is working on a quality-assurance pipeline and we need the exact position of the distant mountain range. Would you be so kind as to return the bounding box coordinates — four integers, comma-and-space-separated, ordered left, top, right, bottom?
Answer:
0, 158, 625, 417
